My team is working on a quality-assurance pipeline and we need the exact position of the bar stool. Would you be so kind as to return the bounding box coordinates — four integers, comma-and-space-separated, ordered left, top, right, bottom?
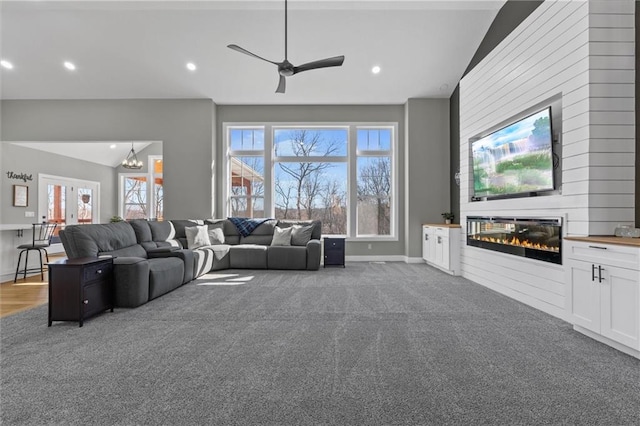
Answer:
14, 223, 58, 283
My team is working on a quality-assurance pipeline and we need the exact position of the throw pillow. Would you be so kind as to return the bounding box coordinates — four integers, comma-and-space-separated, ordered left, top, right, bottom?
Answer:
185, 225, 211, 249
208, 227, 225, 245
271, 226, 292, 246
291, 224, 314, 246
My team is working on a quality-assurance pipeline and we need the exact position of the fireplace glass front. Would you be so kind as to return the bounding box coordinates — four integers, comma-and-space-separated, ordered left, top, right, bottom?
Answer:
467, 216, 561, 264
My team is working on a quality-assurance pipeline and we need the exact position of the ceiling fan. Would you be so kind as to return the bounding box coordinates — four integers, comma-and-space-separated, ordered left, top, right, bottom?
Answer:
227, 0, 345, 94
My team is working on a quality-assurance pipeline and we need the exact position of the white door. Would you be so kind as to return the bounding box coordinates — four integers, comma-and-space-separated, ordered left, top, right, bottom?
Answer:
38, 174, 101, 230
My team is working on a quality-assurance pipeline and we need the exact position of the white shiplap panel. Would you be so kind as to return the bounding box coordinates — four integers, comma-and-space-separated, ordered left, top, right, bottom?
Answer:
588, 152, 635, 167
589, 179, 635, 194
589, 41, 635, 56
590, 56, 635, 70
589, 28, 635, 42
589, 138, 635, 152
589, 14, 635, 28
588, 194, 635, 208
590, 83, 635, 97
590, 97, 635, 111
589, 0, 634, 14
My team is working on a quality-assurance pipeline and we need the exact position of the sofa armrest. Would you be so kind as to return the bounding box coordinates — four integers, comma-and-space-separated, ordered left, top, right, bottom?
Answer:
306, 239, 321, 271
148, 249, 195, 284
112, 257, 150, 308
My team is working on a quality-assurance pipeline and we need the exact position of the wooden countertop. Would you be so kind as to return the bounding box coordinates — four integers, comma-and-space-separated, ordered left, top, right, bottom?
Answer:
565, 235, 640, 248
422, 223, 462, 229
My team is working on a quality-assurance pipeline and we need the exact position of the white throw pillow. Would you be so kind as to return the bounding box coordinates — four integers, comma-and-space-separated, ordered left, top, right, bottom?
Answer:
185, 225, 211, 249
271, 226, 292, 246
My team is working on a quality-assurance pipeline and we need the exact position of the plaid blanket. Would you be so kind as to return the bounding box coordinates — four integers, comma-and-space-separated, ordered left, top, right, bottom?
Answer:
228, 217, 272, 237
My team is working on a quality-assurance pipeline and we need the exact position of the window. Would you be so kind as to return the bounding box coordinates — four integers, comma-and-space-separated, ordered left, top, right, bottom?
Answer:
119, 155, 163, 220
225, 124, 396, 239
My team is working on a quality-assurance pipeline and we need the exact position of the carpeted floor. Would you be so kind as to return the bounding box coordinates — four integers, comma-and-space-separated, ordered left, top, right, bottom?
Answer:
2, 262, 639, 425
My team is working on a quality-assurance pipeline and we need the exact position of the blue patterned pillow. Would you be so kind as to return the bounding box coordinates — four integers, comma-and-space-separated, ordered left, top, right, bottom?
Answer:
228, 217, 272, 237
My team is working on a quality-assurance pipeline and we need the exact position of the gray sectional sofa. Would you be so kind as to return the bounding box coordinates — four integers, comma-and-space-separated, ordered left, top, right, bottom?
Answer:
60, 218, 322, 308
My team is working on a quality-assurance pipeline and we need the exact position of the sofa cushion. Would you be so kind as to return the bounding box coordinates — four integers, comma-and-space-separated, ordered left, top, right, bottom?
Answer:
207, 222, 225, 244
271, 226, 292, 246
192, 245, 231, 276
267, 246, 307, 270
185, 225, 211, 249
60, 222, 143, 258
229, 245, 268, 269
228, 217, 273, 237
291, 224, 314, 246
277, 220, 322, 241
147, 258, 184, 300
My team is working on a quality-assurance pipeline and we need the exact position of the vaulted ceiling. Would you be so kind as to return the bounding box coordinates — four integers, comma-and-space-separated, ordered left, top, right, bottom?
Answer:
1, 0, 505, 105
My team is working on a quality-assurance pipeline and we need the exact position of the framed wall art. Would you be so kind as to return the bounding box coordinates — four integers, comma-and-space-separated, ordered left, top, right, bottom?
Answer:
13, 184, 28, 207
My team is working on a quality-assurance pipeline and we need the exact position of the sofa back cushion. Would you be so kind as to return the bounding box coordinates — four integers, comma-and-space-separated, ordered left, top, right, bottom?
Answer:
239, 219, 277, 245
60, 222, 147, 259
205, 219, 241, 245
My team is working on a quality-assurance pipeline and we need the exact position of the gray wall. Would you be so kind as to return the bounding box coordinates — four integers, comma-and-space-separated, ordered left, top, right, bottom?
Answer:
1, 144, 117, 224
405, 98, 450, 259
1, 99, 215, 220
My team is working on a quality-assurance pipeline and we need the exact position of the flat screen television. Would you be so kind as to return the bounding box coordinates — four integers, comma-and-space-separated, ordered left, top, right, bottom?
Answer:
472, 107, 554, 199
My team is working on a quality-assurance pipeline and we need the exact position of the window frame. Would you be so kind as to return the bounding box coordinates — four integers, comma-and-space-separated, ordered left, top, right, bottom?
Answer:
223, 122, 398, 241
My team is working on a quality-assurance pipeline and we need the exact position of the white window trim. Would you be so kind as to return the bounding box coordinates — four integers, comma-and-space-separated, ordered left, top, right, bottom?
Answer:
223, 122, 398, 241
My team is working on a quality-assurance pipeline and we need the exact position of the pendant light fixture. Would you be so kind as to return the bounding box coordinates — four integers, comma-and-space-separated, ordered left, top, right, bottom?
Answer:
122, 142, 143, 169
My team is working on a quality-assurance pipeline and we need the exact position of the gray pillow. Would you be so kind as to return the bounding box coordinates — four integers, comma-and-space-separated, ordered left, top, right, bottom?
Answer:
291, 224, 314, 246
271, 226, 292, 246
207, 223, 225, 245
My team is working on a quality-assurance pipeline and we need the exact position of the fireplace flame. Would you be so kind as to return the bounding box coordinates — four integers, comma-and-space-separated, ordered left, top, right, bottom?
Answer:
471, 235, 559, 252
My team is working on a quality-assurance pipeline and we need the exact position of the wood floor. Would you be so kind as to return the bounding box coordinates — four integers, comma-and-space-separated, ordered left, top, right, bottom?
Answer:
0, 254, 65, 318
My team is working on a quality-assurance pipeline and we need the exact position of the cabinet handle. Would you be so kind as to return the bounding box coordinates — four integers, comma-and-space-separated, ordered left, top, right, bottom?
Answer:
591, 264, 596, 282
96, 269, 102, 274
437, 236, 442, 244
588, 245, 607, 250
425, 234, 429, 241
83, 300, 89, 304
598, 265, 604, 283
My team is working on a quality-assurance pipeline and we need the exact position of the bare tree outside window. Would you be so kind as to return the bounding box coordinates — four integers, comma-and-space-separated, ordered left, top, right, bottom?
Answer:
274, 129, 347, 233
357, 157, 391, 235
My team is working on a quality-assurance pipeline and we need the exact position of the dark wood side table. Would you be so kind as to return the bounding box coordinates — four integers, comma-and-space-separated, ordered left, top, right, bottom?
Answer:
324, 237, 346, 268
48, 257, 114, 327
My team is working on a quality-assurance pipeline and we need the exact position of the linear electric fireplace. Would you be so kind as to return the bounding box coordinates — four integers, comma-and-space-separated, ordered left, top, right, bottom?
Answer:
467, 216, 562, 264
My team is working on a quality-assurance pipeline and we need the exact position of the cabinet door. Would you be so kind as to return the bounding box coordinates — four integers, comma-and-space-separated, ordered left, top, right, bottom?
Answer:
600, 265, 640, 350
422, 227, 436, 262
566, 259, 600, 333
434, 234, 445, 267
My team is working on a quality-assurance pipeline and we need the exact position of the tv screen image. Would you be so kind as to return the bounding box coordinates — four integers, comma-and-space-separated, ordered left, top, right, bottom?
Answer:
472, 107, 553, 198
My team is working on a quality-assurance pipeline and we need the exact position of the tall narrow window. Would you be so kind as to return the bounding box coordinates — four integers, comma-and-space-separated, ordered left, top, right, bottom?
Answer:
228, 128, 265, 218
356, 128, 393, 236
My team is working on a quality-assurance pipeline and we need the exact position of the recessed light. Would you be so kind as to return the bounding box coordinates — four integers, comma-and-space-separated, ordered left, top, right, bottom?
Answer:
63, 61, 76, 71
186, 62, 197, 71
1, 60, 14, 70
110, 144, 117, 149
371, 65, 381, 74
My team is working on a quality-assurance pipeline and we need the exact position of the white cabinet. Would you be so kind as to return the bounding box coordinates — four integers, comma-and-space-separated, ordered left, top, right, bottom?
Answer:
565, 239, 640, 358
422, 224, 460, 275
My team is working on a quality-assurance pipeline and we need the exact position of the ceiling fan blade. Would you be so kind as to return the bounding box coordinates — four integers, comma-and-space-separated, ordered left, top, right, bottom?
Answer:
293, 55, 345, 74
276, 75, 286, 93
227, 44, 278, 65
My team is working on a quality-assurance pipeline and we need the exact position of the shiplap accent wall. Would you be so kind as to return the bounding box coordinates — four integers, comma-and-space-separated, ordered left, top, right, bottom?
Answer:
458, 0, 635, 319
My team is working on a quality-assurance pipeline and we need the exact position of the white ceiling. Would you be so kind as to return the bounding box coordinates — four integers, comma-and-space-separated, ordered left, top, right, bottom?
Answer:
12, 141, 156, 167
0, 0, 506, 105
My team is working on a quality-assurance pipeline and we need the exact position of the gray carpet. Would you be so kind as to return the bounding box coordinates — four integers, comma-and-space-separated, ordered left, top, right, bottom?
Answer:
2, 262, 639, 425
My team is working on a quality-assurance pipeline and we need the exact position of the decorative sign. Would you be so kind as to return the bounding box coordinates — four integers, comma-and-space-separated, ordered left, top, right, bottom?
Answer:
6, 171, 33, 182
13, 185, 28, 207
